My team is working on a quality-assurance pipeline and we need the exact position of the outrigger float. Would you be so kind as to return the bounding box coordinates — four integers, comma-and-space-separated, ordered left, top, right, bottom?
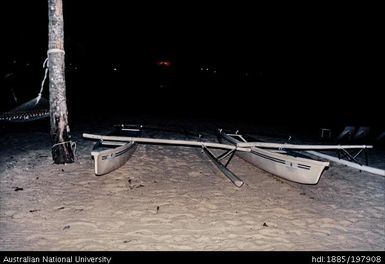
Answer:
90, 126, 141, 176
83, 125, 383, 187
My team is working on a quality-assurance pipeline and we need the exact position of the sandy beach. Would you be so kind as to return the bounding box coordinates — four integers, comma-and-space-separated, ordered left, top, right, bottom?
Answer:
0, 116, 384, 251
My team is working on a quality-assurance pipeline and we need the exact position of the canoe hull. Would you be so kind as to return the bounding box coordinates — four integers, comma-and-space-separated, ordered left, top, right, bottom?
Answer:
91, 141, 137, 176
220, 132, 329, 184
237, 147, 329, 184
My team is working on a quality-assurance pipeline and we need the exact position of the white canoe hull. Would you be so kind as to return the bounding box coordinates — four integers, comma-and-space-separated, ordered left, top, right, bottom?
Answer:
221, 134, 329, 184
91, 141, 137, 176
237, 147, 329, 184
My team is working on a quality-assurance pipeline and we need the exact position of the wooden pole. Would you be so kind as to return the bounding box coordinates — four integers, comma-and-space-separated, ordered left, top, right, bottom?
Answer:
82, 133, 252, 152
202, 146, 244, 187
220, 131, 373, 150
48, 0, 75, 164
306, 151, 385, 177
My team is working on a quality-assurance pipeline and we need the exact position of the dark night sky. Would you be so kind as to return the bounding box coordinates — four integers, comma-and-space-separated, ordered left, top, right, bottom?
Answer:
1, 1, 382, 127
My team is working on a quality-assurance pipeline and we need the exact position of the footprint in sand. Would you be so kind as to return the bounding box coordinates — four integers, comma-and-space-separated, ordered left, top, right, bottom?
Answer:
224, 220, 241, 226
188, 171, 201, 177
62, 221, 98, 231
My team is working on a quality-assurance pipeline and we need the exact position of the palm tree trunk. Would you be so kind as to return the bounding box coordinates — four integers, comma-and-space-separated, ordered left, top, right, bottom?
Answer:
48, 0, 74, 164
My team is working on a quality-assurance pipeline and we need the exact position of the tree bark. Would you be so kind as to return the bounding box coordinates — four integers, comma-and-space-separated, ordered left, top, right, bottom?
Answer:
48, 0, 74, 164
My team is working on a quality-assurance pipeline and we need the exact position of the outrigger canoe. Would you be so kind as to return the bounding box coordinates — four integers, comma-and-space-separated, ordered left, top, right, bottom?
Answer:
83, 125, 375, 186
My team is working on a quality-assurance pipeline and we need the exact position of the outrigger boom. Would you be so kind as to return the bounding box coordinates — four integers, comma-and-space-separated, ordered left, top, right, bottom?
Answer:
222, 132, 373, 150
236, 142, 373, 150
82, 133, 252, 152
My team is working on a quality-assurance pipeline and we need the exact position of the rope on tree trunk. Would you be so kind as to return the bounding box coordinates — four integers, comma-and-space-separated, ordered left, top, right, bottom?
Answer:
37, 49, 66, 105
52, 140, 77, 158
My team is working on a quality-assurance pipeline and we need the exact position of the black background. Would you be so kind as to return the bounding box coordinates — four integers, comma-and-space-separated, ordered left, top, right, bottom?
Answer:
1, 251, 384, 264
1, 1, 382, 128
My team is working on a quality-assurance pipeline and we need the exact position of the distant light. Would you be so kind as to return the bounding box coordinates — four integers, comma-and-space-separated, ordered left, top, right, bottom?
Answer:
201, 66, 216, 73
113, 67, 118, 72
157, 61, 171, 67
